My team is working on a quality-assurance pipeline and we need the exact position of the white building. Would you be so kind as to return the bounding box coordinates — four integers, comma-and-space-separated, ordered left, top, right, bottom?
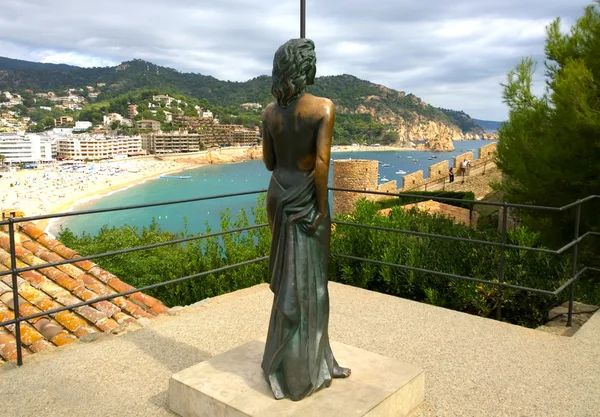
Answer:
201, 110, 213, 119
152, 94, 174, 106
103, 113, 124, 126
56, 136, 144, 160
0, 133, 56, 163
73, 121, 93, 131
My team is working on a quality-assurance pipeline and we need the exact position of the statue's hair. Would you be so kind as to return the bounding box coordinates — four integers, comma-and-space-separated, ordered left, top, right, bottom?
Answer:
271, 38, 316, 108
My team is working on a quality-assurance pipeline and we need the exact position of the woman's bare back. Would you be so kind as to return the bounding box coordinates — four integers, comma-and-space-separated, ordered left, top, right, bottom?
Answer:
262, 93, 334, 189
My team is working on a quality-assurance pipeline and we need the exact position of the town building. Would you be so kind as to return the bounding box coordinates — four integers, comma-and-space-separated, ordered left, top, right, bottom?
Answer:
56, 116, 74, 126
240, 103, 262, 110
56, 136, 144, 160
152, 94, 174, 106
128, 104, 138, 119
136, 119, 161, 132
73, 121, 93, 132
141, 132, 202, 154
0, 133, 56, 163
103, 113, 124, 126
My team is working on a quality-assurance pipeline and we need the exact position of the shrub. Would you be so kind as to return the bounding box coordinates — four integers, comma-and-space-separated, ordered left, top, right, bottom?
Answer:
375, 191, 475, 211
329, 198, 571, 327
58, 195, 271, 307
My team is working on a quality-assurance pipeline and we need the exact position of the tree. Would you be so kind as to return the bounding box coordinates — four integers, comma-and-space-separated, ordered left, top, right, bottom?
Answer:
110, 120, 121, 131
496, 1, 600, 250
0, 154, 6, 165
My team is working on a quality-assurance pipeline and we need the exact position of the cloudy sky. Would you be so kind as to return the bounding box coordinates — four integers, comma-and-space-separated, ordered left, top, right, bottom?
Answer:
0, 0, 591, 120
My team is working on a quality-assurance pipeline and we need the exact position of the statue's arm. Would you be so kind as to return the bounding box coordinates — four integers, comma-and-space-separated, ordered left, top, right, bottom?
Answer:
314, 99, 335, 216
262, 115, 276, 172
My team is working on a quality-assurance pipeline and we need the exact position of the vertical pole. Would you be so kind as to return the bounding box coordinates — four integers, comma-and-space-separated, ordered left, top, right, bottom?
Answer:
567, 203, 581, 327
300, 0, 306, 38
8, 218, 23, 366
496, 203, 508, 320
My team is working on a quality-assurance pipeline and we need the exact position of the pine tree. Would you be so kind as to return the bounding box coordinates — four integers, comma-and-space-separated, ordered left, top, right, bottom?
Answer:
496, 1, 600, 250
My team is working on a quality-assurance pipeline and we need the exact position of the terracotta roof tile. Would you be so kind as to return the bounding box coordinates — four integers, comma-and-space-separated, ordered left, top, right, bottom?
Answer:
0, 222, 169, 364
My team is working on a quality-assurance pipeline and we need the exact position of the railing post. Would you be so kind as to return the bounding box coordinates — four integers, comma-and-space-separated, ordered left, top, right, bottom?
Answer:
496, 203, 508, 320
567, 203, 582, 327
8, 218, 23, 366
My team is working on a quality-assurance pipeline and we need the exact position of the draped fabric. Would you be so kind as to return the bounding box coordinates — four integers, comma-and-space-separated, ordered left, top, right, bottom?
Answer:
261, 172, 335, 401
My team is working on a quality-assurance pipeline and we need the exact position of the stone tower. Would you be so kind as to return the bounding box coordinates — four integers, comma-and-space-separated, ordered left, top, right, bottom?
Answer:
332, 159, 379, 216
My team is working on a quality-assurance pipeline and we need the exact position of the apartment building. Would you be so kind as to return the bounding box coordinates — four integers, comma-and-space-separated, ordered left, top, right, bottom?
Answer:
0, 133, 56, 163
128, 104, 138, 119
141, 132, 201, 154
73, 121, 92, 132
136, 119, 161, 132
56, 136, 144, 160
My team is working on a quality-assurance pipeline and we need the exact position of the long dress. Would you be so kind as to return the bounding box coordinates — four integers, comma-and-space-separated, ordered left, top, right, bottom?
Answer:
261, 171, 336, 401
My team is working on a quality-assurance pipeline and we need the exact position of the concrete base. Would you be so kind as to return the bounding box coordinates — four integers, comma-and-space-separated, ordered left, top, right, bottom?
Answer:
169, 339, 424, 417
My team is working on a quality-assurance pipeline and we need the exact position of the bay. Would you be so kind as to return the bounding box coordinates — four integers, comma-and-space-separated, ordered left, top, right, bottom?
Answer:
50, 140, 493, 236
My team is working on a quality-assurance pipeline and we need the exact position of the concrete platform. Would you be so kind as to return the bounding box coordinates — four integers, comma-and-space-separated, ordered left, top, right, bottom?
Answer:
2, 282, 600, 416
169, 339, 424, 417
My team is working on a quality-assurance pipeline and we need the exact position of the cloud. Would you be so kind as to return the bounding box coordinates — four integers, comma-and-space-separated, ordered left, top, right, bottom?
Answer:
0, 0, 592, 120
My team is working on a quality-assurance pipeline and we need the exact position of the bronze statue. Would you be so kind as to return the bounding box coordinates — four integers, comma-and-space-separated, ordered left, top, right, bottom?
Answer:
261, 38, 351, 402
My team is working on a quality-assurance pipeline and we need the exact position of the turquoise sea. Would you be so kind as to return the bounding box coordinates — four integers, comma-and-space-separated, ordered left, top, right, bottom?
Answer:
49, 141, 493, 237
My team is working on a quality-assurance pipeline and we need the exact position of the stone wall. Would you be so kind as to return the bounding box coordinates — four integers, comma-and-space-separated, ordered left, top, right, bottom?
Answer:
428, 160, 449, 180
454, 151, 474, 173
332, 159, 379, 216
331, 143, 498, 216
478, 142, 497, 161
402, 170, 424, 190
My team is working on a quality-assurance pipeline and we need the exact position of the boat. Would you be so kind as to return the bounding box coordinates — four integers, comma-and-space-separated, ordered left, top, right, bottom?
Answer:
380, 177, 390, 182
412, 159, 418, 162
382, 163, 390, 167
395, 170, 406, 175
160, 175, 192, 179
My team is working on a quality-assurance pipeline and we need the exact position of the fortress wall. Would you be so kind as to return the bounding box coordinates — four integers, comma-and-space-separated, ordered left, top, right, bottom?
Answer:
331, 144, 498, 215
370, 180, 399, 203
332, 159, 379, 216
428, 160, 449, 180
453, 151, 474, 171
478, 142, 497, 161
402, 170, 424, 191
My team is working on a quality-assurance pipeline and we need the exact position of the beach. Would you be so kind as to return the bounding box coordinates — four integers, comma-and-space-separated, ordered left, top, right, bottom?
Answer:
0, 157, 203, 231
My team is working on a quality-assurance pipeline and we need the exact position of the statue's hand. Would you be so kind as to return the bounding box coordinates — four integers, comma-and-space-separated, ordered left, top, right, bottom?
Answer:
302, 212, 323, 236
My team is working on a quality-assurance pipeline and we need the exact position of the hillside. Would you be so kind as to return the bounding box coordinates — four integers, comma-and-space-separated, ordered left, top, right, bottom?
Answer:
472, 118, 503, 132
0, 56, 496, 149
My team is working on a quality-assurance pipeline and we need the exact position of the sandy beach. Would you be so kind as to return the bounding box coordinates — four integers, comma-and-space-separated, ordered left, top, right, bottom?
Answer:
0, 158, 202, 231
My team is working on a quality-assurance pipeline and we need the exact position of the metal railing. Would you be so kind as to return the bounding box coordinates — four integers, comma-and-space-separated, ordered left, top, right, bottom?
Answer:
0, 187, 598, 367
329, 187, 600, 321
0, 189, 269, 366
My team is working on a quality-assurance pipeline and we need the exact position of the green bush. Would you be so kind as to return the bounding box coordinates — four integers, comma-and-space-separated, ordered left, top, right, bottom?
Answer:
59, 195, 588, 328
329, 198, 571, 327
375, 191, 475, 210
57, 195, 271, 307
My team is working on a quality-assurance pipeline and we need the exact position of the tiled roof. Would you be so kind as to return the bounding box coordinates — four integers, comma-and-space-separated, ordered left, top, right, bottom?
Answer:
0, 222, 169, 364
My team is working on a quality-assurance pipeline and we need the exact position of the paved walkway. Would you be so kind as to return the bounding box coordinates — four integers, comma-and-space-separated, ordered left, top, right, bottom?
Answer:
1, 282, 599, 416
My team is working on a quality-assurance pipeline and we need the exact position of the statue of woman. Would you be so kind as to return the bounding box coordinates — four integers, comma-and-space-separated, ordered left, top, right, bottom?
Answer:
261, 38, 351, 402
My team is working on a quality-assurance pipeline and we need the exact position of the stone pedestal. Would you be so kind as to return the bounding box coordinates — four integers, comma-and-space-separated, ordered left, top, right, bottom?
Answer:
169, 339, 424, 417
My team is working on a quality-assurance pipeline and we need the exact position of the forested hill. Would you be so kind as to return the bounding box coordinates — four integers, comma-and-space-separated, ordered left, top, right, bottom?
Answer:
0, 56, 500, 146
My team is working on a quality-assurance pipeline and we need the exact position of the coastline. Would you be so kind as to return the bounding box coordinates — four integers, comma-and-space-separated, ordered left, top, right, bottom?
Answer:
37, 164, 202, 233
1, 144, 445, 235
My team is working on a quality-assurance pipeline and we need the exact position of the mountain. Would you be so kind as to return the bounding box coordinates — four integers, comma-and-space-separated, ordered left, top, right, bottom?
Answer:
0, 56, 494, 149
0, 56, 80, 72
472, 118, 503, 133
437, 108, 485, 137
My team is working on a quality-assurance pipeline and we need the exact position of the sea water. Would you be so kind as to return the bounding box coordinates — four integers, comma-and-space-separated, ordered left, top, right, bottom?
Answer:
50, 141, 492, 237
